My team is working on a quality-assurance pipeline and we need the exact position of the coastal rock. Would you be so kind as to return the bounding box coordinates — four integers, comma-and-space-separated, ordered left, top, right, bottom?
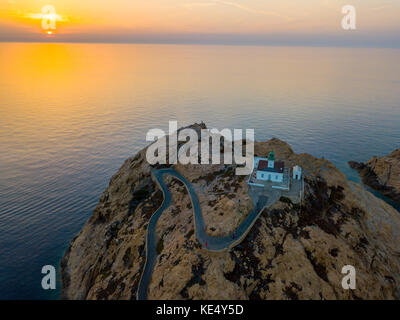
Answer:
349, 149, 400, 202
61, 128, 400, 300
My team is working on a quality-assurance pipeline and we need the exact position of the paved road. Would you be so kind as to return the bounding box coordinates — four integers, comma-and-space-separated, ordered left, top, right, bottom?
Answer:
137, 168, 279, 300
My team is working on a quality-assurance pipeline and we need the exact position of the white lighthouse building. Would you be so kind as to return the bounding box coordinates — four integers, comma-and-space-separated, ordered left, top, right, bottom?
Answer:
256, 151, 284, 182
293, 165, 302, 180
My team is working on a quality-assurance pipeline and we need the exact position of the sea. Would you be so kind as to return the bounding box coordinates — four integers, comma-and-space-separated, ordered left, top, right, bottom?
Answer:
0, 43, 399, 299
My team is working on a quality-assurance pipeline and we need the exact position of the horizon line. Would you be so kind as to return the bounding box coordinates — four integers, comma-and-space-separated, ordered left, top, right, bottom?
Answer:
1, 39, 399, 49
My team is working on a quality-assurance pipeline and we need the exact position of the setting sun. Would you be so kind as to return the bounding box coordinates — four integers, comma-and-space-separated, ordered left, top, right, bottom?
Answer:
24, 5, 69, 34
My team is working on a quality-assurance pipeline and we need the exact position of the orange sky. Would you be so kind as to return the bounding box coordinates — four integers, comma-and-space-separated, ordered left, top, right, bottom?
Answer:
1, 0, 399, 46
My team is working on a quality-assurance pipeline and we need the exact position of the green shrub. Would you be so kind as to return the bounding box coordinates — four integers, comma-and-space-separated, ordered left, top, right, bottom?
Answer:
156, 235, 164, 254
279, 196, 293, 205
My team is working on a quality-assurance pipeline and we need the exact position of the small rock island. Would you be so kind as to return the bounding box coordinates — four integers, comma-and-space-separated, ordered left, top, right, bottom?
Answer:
61, 124, 400, 300
349, 149, 400, 202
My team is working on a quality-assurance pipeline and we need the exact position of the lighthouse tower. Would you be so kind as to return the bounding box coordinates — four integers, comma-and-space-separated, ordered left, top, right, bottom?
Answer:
268, 151, 275, 168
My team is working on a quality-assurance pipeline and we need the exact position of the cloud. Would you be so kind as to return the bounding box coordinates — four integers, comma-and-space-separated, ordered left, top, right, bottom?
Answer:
212, 0, 292, 21
183, 0, 292, 21
183, 2, 217, 8
24, 12, 69, 22
369, 5, 394, 11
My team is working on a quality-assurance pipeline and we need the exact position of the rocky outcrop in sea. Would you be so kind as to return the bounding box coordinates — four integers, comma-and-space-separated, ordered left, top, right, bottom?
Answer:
349, 149, 400, 203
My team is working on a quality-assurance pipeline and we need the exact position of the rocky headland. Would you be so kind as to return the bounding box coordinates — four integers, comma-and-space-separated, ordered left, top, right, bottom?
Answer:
61, 124, 400, 300
349, 149, 400, 203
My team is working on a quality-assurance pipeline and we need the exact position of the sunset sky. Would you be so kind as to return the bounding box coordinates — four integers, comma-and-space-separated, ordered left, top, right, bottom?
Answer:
1, 0, 399, 46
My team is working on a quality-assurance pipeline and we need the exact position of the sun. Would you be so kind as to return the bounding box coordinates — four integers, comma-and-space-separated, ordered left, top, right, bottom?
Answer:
24, 5, 68, 35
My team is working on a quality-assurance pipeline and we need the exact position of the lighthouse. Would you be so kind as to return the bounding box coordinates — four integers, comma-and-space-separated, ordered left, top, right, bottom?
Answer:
254, 150, 284, 183
268, 151, 275, 168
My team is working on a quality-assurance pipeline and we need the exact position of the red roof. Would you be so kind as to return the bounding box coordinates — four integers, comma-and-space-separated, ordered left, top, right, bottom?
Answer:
257, 160, 284, 173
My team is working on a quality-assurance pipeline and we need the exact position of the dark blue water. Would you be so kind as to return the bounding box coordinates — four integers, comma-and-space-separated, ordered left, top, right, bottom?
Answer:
0, 43, 399, 299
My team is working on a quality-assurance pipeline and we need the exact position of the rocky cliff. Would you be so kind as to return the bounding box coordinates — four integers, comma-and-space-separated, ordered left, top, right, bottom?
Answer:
61, 127, 400, 300
349, 149, 400, 203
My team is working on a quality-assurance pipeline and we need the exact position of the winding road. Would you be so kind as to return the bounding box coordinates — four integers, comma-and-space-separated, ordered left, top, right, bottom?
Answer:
137, 168, 279, 300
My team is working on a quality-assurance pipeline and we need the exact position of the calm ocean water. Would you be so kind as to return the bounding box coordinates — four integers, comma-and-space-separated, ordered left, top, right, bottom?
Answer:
0, 43, 399, 299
